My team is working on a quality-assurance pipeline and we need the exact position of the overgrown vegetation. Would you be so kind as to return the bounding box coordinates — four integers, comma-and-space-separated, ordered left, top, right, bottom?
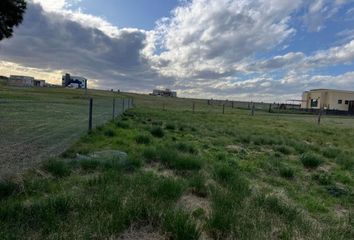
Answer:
1, 92, 354, 239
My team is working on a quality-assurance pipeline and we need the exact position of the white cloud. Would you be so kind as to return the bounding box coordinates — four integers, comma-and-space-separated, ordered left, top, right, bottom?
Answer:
152, 0, 301, 79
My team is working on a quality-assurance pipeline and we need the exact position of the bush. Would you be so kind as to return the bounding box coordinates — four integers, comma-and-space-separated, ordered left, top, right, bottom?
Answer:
150, 126, 164, 138
279, 167, 295, 179
135, 134, 151, 144
300, 152, 323, 168
42, 159, 71, 178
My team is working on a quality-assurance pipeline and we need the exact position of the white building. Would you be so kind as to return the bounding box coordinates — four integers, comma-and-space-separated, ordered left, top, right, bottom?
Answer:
301, 89, 354, 112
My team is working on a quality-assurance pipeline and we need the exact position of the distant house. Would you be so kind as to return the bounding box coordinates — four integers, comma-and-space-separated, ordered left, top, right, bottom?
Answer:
62, 73, 87, 89
301, 89, 354, 112
152, 88, 177, 97
8, 75, 35, 87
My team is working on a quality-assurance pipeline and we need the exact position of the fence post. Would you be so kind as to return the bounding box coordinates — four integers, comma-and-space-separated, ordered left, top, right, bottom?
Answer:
193, 102, 195, 113
88, 98, 93, 132
251, 103, 255, 116
223, 104, 225, 114
112, 98, 116, 120
317, 109, 322, 125
269, 104, 272, 113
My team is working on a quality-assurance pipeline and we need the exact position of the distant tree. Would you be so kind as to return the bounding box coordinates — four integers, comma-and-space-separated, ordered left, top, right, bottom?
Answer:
0, 0, 26, 41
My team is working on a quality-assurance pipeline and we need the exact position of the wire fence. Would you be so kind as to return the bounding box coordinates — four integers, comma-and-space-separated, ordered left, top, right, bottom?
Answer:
0, 97, 133, 175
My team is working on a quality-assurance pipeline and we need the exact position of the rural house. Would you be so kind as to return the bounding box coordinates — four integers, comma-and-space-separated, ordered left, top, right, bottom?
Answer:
301, 89, 354, 112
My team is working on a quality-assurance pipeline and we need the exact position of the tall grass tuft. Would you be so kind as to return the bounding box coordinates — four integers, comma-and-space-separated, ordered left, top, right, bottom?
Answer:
163, 210, 201, 240
300, 152, 323, 168
150, 126, 164, 138
42, 159, 71, 178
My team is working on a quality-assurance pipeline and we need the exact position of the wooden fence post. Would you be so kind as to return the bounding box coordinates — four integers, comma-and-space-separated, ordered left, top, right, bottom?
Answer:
88, 98, 93, 132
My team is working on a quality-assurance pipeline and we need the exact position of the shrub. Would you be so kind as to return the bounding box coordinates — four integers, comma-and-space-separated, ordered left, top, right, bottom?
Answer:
163, 210, 200, 240
279, 167, 295, 179
42, 159, 71, 178
322, 147, 341, 159
300, 152, 323, 168
150, 126, 164, 138
135, 134, 151, 144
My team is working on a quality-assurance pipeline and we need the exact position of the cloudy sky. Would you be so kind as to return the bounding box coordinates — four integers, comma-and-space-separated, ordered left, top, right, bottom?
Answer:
1, 0, 354, 102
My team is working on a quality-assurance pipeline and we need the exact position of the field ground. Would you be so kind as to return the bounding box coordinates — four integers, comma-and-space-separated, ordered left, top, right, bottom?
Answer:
1, 88, 354, 239
0, 85, 129, 175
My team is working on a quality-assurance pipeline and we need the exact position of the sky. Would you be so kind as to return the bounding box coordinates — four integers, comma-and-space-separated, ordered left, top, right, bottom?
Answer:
1, 0, 354, 102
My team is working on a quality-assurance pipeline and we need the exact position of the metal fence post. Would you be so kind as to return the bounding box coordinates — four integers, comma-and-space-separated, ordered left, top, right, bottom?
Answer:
318, 109, 322, 125
112, 98, 116, 120
88, 98, 93, 132
251, 103, 255, 116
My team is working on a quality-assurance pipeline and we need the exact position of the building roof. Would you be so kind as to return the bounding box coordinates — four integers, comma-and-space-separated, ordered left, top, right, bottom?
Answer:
305, 89, 354, 94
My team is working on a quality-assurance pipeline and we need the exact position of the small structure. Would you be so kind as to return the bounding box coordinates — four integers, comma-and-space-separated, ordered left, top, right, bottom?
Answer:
62, 73, 87, 89
152, 88, 177, 97
34, 79, 45, 87
8, 75, 35, 87
301, 89, 354, 112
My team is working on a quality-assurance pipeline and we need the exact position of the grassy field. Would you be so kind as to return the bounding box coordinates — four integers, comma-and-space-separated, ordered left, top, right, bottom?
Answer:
1, 89, 354, 239
0, 85, 129, 175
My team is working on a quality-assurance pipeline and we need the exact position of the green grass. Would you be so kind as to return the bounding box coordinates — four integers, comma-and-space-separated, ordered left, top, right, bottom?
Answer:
1, 89, 354, 239
300, 152, 324, 168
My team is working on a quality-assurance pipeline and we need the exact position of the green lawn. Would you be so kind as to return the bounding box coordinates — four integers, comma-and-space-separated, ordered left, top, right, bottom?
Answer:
1, 90, 354, 239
